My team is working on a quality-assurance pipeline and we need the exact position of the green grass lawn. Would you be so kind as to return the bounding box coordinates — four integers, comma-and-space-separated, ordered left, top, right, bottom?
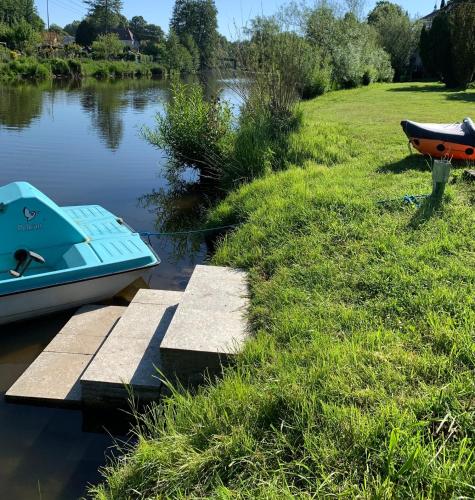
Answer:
93, 83, 475, 498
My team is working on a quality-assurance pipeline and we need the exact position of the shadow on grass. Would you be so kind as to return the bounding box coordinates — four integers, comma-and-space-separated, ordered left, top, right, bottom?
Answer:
409, 185, 446, 229
387, 84, 474, 102
446, 92, 475, 103
387, 84, 448, 93
378, 155, 430, 174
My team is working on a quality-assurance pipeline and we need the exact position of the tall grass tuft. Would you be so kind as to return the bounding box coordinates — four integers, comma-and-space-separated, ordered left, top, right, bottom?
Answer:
143, 82, 234, 186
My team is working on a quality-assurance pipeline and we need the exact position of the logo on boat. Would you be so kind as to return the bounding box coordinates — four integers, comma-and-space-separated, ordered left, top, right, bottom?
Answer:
17, 207, 43, 232
23, 207, 39, 222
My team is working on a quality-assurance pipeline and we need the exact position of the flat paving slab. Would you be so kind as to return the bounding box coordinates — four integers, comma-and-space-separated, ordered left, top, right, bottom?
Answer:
81, 290, 183, 406
160, 265, 249, 386
5, 352, 90, 405
5, 305, 125, 407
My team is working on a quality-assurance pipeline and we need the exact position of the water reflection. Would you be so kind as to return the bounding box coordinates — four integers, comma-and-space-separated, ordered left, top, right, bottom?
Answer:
79, 80, 170, 151
0, 75, 240, 497
0, 85, 44, 130
140, 182, 209, 259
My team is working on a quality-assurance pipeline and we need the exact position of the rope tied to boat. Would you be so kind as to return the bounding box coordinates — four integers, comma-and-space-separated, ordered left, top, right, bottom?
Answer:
140, 224, 240, 246
377, 194, 429, 208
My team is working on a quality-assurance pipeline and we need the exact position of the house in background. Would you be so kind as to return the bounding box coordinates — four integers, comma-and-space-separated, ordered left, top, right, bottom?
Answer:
63, 35, 76, 46
111, 28, 140, 51
420, 1, 456, 29
41, 31, 61, 49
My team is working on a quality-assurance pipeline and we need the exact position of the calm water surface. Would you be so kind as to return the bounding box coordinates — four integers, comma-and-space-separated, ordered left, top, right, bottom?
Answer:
0, 78, 236, 499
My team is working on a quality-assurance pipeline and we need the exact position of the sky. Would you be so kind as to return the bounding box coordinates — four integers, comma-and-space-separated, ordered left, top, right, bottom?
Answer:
34, 0, 438, 36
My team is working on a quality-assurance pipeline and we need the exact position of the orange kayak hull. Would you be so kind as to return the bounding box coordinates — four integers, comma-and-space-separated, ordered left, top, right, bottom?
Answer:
410, 138, 475, 161
401, 118, 475, 161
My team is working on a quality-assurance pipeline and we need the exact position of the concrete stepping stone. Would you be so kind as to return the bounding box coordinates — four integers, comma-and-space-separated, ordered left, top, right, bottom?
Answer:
80, 290, 183, 407
5, 305, 125, 407
160, 265, 249, 387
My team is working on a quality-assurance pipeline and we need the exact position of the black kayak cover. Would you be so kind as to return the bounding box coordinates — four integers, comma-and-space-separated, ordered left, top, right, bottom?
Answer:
401, 117, 475, 147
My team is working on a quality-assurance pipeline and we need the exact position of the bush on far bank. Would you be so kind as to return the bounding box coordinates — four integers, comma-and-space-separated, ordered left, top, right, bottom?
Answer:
0, 55, 166, 82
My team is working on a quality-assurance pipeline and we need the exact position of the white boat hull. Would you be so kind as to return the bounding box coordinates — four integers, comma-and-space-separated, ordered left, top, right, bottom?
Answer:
0, 267, 154, 326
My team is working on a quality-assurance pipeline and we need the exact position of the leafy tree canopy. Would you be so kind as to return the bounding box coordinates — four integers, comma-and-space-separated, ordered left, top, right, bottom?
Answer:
64, 20, 81, 36
83, 0, 125, 33
129, 15, 164, 43
367, 1, 407, 25
48, 23, 66, 34
367, 1, 419, 81
418, 3, 475, 89
170, 0, 218, 69
75, 18, 96, 46
0, 0, 43, 30
91, 31, 123, 59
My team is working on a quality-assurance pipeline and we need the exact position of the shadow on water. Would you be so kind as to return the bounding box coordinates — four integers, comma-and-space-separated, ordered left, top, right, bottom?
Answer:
139, 179, 218, 262
378, 154, 431, 174
0, 313, 116, 499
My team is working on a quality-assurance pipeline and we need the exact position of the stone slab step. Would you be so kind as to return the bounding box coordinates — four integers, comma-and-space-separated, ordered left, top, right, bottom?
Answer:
160, 265, 249, 387
80, 289, 183, 407
5, 305, 125, 408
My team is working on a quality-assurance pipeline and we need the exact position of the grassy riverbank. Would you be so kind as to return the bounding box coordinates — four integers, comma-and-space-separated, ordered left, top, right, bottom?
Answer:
94, 83, 475, 498
0, 58, 166, 83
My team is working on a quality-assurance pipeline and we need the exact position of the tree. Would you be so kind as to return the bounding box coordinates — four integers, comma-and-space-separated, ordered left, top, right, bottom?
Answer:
181, 33, 200, 70
368, 1, 405, 24
419, 26, 436, 74
419, 11, 456, 86
305, 5, 393, 89
449, 3, 475, 88
166, 29, 195, 73
129, 15, 146, 38
83, 0, 124, 33
0, 18, 40, 52
441, 0, 446, 7
306, 6, 340, 56
0, 0, 43, 30
48, 23, 65, 34
75, 18, 96, 46
129, 15, 165, 43
91, 32, 123, 59
367, 1, 420, 80
143, 24, 164, 43
64, 20, 81, 36
170, 0, 218, 69
344, 0, 367, 19
140, 40, 166, 61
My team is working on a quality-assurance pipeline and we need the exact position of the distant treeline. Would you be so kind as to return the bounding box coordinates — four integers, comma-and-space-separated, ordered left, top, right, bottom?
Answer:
0, 0, 473, 88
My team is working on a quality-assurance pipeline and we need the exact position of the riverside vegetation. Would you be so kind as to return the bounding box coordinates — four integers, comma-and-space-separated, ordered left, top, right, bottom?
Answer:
90, 2, 475, 498
2, 0, 473, 497
0, 0, 222, 82
93, 81, 475, 499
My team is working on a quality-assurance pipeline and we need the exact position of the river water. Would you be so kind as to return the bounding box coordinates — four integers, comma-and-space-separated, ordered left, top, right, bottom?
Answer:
0, 78, 237, 499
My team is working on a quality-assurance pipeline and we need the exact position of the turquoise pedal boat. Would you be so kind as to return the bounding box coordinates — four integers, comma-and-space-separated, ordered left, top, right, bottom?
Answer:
0, 182, 160, 325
